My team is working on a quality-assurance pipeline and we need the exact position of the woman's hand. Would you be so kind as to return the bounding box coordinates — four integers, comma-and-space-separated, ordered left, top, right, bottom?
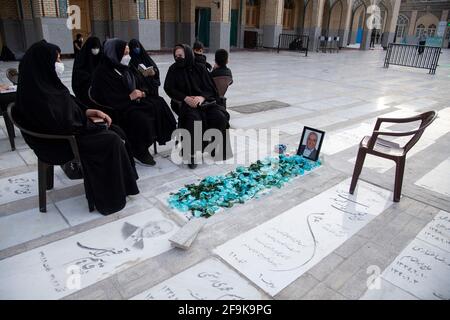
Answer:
129, 89, 145, 101
86, 109, 112, 127
193, 96, 206, 106
184, 96, 198, 108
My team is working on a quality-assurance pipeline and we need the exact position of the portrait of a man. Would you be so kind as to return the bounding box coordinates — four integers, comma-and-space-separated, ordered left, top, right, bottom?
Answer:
297, 127, 325, 161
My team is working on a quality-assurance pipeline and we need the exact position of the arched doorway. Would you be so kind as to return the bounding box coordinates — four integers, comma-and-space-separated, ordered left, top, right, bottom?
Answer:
395, 14, 408, 43
349, 0, 366, 47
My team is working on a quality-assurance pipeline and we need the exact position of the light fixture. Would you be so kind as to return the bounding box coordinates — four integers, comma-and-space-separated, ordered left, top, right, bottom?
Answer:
212, 1, 221, 9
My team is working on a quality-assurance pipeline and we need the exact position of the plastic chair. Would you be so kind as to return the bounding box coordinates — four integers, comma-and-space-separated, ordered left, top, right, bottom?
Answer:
6, 68, 19, 85
7, 103, 94, 213
349, 111, 437, 202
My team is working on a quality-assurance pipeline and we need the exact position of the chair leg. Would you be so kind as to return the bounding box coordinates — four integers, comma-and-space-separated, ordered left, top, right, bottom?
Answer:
394, 158, 406, 202
3, 112, 16, 151
153, 141, 158, 155
46, 165, 54, 190
349, 148, 367, 194
38, 160, 48, 213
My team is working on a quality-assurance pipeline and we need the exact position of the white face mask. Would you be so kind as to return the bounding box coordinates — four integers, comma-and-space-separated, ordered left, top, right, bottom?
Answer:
55, 62, 65, 77
91, 48, 100, 56
120, 54, 131, 66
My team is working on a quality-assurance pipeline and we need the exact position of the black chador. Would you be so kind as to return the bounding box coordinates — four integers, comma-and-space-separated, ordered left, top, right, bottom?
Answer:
91, 39, 176, 163
14, 40, 139, 215
72, 36, 102, 106
164, 44, 232, 166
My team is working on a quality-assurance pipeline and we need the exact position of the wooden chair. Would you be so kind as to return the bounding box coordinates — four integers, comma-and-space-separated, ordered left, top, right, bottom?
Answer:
349, 111, 437, 202
8, 103, 94, 213
88, 87, 157, 155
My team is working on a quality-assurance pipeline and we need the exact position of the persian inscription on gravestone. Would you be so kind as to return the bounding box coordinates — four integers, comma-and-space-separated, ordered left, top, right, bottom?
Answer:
131, 258, 263, 300
382, 239, 450, 300
215, 178, 393, 296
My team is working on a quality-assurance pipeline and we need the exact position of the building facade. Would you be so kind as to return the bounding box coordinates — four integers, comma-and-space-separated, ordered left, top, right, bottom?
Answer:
395, 0, 450, 47
2, 0, 446, 56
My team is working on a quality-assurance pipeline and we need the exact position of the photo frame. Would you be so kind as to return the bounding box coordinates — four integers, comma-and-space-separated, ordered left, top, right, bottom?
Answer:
297, 126, 325, 162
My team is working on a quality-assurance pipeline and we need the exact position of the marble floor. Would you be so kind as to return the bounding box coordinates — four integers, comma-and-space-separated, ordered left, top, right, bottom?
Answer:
0, 48, 449, 300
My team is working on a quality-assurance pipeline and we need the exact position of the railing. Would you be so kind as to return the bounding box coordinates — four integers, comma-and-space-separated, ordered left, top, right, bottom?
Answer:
277, 34, 309, 57
318, 36, 340, 53
384, 43, 442, 74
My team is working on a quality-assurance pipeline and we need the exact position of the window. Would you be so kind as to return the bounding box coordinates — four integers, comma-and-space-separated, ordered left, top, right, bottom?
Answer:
138, 0, 147, 19
246, 0, 260, 28
283, 0, 295, 30
396, 14, 408, 40
57, 0, 68, 18
415, 24, 425, 37
427, 24, 436, 37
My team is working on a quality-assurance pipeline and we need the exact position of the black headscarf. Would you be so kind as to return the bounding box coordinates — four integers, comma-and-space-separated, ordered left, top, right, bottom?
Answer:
73, 37, 102, 74
72, 37, 103, 104
102, 38, 135, 91
129, 39, 161, 92
15, 40, 86, 135
170, 43, 217, 98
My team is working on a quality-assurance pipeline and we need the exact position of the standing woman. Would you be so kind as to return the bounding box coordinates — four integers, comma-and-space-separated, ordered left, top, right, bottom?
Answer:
73, 33, 83, 58
72, 36, 102, 106
164, 44, 232, 169
91, 38, 176, 166
14, 40, 139, 215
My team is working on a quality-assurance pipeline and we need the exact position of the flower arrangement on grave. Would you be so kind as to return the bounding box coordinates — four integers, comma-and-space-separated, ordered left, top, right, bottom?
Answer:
168, 154, 321, 218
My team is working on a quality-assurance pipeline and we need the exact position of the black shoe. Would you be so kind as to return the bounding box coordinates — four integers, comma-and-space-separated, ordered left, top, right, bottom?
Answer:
188, 157, 197, 169
134, 149, 156, 166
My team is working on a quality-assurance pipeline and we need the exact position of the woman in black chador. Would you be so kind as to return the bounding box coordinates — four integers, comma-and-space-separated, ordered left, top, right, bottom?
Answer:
13, 40, 139, 215
128, 39, 161, 96
164, 44, 232, 169
72, 36, 102, 106
91, 39, 176, 166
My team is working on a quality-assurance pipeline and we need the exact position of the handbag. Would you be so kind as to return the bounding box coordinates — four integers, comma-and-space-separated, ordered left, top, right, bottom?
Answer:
61, 161, 83, 180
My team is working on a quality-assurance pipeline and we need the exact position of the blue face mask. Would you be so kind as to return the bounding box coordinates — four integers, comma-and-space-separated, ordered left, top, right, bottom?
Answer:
133, 47, 141, 55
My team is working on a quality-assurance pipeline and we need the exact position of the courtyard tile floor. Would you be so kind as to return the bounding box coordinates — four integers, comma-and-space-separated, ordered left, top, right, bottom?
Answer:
0, 47, 449, 300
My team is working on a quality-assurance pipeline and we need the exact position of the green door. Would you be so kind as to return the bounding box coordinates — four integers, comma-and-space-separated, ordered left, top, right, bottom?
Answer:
195, 8, 211, 47
230, 9, 239, 47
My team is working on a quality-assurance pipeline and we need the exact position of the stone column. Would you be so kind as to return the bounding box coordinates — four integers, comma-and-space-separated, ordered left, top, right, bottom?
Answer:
176, 0, 195, 45
340, 0, 353, 47
160, 0, 177, 48
91, 0, 110, 41
26, 0, 73, 54
308, 0, 325, 51
262, 0, 283, 48
238, 0, 246, 48
406, 10, 418, 44
129, 0, 161, 50
210, 0, 231, 51
0, 0, 24, 53
381, 0, 401, 49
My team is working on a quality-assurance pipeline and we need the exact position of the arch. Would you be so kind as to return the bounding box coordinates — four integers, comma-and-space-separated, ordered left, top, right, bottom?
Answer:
283, 0, 296, 30
415, 13, 439, 31
415, 23, 425, 37
349, 0, 366, 45
395, 13, 409, 42
428, 24, 436, 37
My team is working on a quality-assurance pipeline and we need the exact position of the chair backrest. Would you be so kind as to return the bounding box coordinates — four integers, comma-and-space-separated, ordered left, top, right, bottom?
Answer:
403, 110, 437, 153
213, 76, 233, 97
6, 68, 19, 85
7, 102, 81, 161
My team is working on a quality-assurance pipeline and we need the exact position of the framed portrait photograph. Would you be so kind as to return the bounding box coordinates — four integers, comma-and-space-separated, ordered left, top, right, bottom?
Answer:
297, 127, 325, 161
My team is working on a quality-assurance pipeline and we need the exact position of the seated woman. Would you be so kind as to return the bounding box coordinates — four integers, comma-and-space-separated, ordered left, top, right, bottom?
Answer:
14, 40, 139, 215
91, 39, 176, 166
72, 36, 102, 106
164, 44, 232, 169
